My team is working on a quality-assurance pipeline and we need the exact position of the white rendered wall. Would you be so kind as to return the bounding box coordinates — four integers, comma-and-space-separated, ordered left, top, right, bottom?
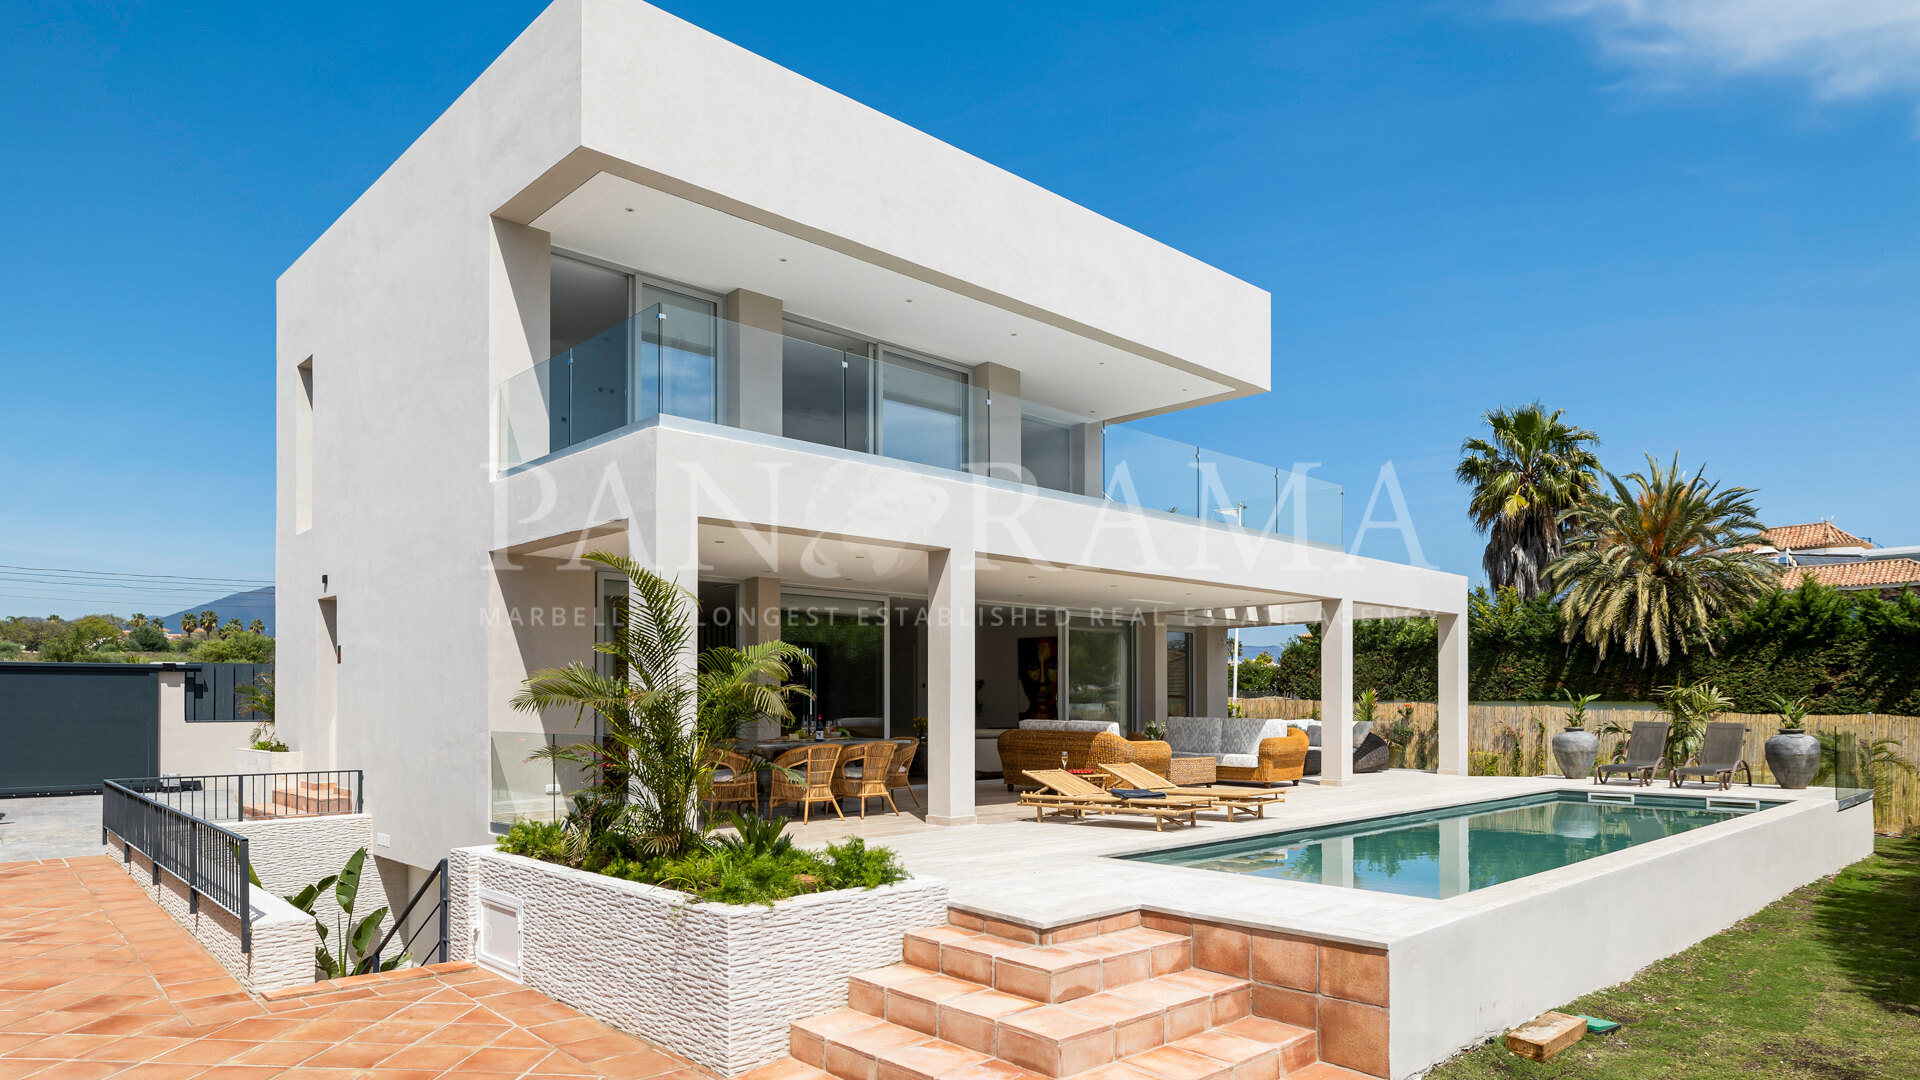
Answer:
157, 670, 254, 776
104, 834, 317, 992
231, 813, 393, 956
447, 847, 949, 1075
1386, 799, 1875, 1079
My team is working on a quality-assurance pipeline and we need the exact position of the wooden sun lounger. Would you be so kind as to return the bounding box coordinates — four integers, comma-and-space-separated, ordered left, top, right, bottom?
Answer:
1018, 769, 1207, 831
1098, 762, 1285, 820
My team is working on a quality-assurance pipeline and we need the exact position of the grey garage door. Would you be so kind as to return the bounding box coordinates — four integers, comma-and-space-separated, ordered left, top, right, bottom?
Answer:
0, 663, 160, 795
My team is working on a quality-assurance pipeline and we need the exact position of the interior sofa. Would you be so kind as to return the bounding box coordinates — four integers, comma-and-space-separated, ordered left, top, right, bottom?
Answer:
997, 720, 1171, 790
1162, 716, 1308, 786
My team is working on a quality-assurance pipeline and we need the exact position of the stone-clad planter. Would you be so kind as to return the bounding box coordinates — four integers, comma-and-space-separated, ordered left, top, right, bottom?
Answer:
446, 846, 948, 1076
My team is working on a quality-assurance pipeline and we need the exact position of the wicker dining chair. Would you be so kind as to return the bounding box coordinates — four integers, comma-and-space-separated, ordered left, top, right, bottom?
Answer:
707, 749, 759, 816
886, 736, 921, 810
831, 741, 898, 818
770, 744, 844, 822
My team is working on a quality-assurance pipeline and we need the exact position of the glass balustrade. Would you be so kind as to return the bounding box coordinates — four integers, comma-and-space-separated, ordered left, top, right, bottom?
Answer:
496, 310, 1342, 548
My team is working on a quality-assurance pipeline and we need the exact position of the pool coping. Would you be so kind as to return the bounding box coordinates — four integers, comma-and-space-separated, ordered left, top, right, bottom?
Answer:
925, 775, 1848, 950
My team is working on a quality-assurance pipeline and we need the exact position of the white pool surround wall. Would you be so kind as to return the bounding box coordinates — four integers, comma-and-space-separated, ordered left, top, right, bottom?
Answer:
103, 833, 318, 993
447, 846, 950, 1075
1386, 796, 1874, 1078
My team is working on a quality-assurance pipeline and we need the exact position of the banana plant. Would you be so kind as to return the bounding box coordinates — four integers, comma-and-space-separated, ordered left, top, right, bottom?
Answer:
284, 847, 406, 977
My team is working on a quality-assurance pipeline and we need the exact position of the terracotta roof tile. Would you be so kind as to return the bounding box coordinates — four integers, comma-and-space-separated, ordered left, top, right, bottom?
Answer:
1782, 558, 1920, 591
1760, 521, 1873, 551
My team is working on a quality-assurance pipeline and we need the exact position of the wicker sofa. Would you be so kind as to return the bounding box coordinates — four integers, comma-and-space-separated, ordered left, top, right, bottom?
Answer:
997, 725, 1172, 790
1164, 716, 1309, 786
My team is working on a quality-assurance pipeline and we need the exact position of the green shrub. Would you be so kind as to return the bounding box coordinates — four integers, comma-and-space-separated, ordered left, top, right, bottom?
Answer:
194, 631, 275, 663
0, 641, 22, 659
497, 820, 570, 863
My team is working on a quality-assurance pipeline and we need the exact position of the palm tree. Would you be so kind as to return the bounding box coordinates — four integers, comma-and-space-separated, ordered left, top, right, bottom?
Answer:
1547, 454, 1777, 666
198, 610, 218, 636
1455, 403, 1601, 600
511, 551, 810, 864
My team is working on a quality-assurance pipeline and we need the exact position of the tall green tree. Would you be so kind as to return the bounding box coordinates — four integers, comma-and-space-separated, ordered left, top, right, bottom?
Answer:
1455, 403, 1602, 600
1547, 453, 1777, 666
198, 610, 218, 635
511, 551, 810, 864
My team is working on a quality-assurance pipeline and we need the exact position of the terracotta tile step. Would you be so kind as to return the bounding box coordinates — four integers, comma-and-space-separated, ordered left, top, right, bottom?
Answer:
1275, 1064, 1371, 1080
901, 927, 1192, 1005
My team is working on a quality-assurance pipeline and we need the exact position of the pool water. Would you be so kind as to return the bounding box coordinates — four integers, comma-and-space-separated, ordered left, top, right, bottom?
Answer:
1123, 792, 1779, 898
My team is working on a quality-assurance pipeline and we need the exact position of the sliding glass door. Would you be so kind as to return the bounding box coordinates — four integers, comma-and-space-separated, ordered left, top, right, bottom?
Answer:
1065, 617, 1133, 732
639, 284, 718, 423
877, 350, 969, 471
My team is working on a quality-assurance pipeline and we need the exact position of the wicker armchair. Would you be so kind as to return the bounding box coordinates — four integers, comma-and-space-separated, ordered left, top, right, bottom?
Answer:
832, 741, 898, 818
886, 736, 921, 809
997, 729, 1172, 790
1216, 731, 1309, 786
770, 744, 843, 822
707, 750, 759, 815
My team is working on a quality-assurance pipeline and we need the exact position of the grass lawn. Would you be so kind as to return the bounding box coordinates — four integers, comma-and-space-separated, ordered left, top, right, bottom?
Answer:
1429, 835, 1920, 1080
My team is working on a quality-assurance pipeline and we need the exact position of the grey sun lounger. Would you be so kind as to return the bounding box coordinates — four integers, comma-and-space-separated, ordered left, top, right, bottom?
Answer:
1595, 720, 1670, 787
1671, 721, 1753, 790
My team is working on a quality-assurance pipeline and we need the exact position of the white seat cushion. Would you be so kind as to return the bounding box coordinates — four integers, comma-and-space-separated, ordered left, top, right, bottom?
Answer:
1018, 719, 1122, 736
1219, 753, 1259, 769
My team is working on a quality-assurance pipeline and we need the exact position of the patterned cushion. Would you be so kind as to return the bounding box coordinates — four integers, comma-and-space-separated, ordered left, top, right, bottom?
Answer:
1219, 717, 1270, 756
1019, 719, 1122, 736
1164, 717, 1222, 756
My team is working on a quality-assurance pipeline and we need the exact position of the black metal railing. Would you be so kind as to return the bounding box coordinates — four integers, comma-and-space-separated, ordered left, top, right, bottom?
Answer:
119, 770, 364, 823
363, 858, 450, 973
102, 779, 253, 952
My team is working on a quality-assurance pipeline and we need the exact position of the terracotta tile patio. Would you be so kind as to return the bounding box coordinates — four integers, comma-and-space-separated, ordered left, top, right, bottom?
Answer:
0, 856, 716, 1080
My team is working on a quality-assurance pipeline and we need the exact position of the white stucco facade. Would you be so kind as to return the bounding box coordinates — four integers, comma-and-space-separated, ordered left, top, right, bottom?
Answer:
276, 0, 1468, 874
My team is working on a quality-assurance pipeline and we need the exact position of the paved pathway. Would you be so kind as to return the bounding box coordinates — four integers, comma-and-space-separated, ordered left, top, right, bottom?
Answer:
0, 855, 715, 1080
0, 796, 104, 862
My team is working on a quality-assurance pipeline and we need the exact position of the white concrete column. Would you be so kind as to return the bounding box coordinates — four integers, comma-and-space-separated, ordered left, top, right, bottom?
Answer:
723, 289, 783, 435
1435, 610, 1468, 776
926, 547, 976, 826
1071, 422, 1104, 497
1137, 614, 1168, 734
973, 362, 1023, 481
1319, 598, 1354, 786
1199, 626, 1229, 716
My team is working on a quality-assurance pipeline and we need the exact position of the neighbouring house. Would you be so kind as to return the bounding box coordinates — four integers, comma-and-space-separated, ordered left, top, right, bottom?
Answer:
274, 0, 1469, 883
1751, 520, 1920, 597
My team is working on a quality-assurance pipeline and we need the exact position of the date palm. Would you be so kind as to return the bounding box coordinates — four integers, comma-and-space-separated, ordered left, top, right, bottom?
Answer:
511, 551, 809, 863
1547, 454, 1777, 666
1456, 403, 1601, 600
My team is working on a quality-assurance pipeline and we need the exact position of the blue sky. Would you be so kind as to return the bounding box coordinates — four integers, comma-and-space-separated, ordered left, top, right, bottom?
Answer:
2, 1, 1916, 637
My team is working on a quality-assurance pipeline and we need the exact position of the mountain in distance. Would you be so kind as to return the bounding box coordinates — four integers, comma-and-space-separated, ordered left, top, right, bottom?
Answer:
161, 586, 275, 636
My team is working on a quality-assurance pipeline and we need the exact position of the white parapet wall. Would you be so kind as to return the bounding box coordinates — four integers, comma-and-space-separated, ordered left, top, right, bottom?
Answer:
1387, 796, 1876, 1079
102, 833, 317, 992
448, 846, 950, 1075
232, 812, 393, 953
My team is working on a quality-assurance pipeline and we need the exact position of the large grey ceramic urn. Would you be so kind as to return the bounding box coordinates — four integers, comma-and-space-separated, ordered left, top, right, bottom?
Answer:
1765, 728, 1821, 789
1552, 728, 1601, 780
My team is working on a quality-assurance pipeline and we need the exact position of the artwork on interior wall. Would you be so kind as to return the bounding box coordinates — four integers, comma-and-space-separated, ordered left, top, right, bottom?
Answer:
1017, 636, 1058, 720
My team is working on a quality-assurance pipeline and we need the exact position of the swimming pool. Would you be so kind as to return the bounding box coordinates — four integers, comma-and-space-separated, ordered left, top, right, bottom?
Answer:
1122, 791, 1782, 898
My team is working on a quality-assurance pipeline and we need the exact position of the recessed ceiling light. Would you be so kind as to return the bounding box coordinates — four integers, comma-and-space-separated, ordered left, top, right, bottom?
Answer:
905, 298, 914, 303
713, 540, 726, 544
779, 257, 788, 262
625, 207, 634, 212
1010, 332, 1018, 337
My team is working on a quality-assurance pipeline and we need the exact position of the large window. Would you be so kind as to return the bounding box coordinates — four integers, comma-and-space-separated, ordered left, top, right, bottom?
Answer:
1167, 631, 1193, 718
1021, 416, 1075, 492
781, 593, 887, 734
639, 284, 717, 423
781, 321, 871, 452
878, 351, 969, 471
1065, 617, 1133, 732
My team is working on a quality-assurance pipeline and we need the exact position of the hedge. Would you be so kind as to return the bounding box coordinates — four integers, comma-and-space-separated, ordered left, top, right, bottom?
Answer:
1255, 581, 1920, 716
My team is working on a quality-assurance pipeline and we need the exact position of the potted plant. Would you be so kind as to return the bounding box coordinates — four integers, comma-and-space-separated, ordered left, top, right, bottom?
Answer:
231, 674, 304, 773
1551, 690, 1602, 779
1764, 694, 1820, 790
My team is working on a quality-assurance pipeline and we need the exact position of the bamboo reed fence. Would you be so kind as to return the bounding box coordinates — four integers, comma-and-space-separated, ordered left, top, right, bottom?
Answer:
1237, 696, 1919, 834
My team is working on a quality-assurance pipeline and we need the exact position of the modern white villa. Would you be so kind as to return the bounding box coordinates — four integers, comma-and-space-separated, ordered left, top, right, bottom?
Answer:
252, 4, 1873, 1080
274, 0, 1469, 871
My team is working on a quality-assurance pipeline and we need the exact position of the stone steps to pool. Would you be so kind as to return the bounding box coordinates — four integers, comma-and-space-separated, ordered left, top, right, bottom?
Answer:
738, 910, 1376, 1080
